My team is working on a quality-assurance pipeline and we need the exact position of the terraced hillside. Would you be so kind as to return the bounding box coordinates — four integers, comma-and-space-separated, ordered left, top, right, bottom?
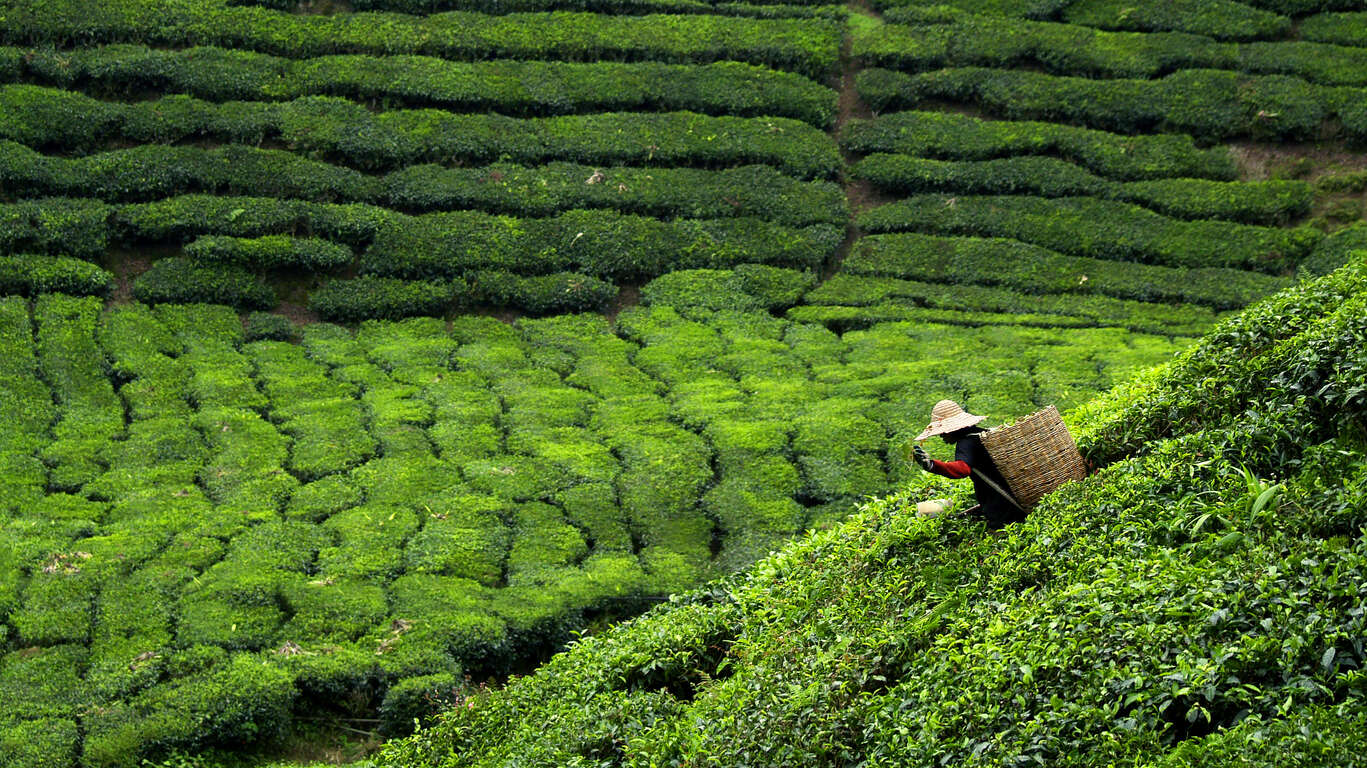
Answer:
1, 0, 1365, 765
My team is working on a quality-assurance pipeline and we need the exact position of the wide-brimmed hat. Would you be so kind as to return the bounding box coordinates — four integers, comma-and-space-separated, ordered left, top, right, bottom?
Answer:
915, 399, 986, 442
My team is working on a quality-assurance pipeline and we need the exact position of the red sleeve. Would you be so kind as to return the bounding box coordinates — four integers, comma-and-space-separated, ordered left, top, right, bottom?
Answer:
929, 459, 971, 479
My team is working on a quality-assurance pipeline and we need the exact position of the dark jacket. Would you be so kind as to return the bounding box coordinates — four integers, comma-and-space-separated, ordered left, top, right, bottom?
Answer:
928, 428, 1025, 528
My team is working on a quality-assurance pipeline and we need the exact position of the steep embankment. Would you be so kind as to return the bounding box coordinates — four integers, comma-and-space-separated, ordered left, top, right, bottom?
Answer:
376, 253, 1367, 767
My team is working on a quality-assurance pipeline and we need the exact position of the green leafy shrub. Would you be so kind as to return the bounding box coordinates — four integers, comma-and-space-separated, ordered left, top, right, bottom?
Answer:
1061, 0, 1290, 40
2, 85, 842, 178
853, 154, 1312, 224
308, 278, 466, 323
0, 4, 842, 79
858, 194, 1319, 272
472, 271, 616, 315
14, 45, 837, 126
0, 718, 81, 768
847, 232, 1290, 310
1297, 223, 1367, 278
1300, 11, 1367, 46
841, 110, 1236, 181
184, 234, 352, 270
857, 67, 1361, 142
640, 265, 817, 314
132, 258, 276, 310
361, 209, 838, 282
0, 254, 113, 296
243, 312, 296, 342
0, 198, 110, 259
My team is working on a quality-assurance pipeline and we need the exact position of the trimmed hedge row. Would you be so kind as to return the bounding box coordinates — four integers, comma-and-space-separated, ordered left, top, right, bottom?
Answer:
1300, 12, 1367, 47
1298, 223, 1367, 278
858, 194, 1319, 272
471, 271, 618, 316
0, 86, 842, 179
0, 1, 842, 80
846, 232, 1291, 310
132, 258, 278, 310
359, 209, 841, 282
306, 275, 463, 321
0, 254, 114, 297
1060, 0, 1290, 41
251, 0, 843, 19
854, 16, 1367, 86
853, 154, 1312, 224
0, 198, 110, 259
800, 273, 1219, 335
184, 235, 352, 270
641, 264, 816, 315
384, 163, 848, 226
8, 45, 836, 127
34, 294, 124, 495
855, 67, 1367, 142
786, 302, 1095, 332
840, 111, 1237, 182
0, 142, 845, 227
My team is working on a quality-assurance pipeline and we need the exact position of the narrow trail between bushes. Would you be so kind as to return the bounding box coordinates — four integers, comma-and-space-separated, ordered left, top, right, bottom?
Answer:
824, 0, 884, 282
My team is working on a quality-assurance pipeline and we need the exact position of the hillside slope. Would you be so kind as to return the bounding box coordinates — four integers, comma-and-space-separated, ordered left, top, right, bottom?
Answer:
376, 253, 1367, 767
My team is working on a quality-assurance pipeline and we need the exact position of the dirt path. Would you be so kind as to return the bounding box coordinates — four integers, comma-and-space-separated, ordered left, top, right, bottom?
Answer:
822, 0, 885, 282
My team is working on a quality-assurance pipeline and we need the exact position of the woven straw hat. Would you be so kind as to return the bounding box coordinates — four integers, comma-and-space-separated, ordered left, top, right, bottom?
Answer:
915, 399, 986, 442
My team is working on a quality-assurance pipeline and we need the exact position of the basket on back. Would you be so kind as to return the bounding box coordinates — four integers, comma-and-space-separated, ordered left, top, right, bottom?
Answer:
979, 405, 1085, 511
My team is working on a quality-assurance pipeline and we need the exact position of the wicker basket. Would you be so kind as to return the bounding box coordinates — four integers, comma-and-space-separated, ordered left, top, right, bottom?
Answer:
978, 405, 1085, 511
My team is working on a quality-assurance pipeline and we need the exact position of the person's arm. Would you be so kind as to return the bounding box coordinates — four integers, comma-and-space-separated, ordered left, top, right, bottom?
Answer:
913, 445, 972, 479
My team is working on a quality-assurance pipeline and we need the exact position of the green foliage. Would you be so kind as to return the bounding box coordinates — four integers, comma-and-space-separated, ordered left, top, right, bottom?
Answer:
0, 253, 113, 296
854, 154, 1312, 224
1298, 224, 1367, 278
846, 232, 1291, 310
857, 67, 1365, 142
360, 209, 839, 282
132, 258, 277, 310
1300, 12, 1367, 47
641, 265, 817, 315
1, 84, 841, 179
0, 2, 842, 80
0, 198, 110, 259
854, 15, 1359, 84
12, 45, 837, 126
472, 271, 617, 315
1061, 0, 1290, 41
1, 141, 845, 227
308, 277, 465, 323
184, 235, 352, 271
0, 718, 81, 768
841, 111, 1236, 182
858, 194, 1320, 273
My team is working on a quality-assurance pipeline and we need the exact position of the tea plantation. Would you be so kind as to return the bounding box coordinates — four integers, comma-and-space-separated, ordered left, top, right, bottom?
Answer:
0, 0, 1365, 764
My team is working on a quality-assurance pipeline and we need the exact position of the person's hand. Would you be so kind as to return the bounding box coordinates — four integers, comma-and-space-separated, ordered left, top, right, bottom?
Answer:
912, 444, 934, 472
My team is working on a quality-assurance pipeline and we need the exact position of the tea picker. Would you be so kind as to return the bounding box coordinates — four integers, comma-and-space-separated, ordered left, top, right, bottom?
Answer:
910, 400, 1087, 529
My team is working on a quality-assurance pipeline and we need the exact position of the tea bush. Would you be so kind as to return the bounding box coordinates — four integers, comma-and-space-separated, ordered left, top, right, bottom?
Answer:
0, 86, 842, 178
859, 195, 1319, 272
9, 45, 837, 126
132, 258, 277, 310
854, 16, 1367, 86
857, 67, 1364, 142
0, 1, 842, 79
1060, 0, 1289, 40
846, 233, 1290, 310
853, 154, 1313, 224
1299, 11, 1367, 46
840, 111, 1237, 182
